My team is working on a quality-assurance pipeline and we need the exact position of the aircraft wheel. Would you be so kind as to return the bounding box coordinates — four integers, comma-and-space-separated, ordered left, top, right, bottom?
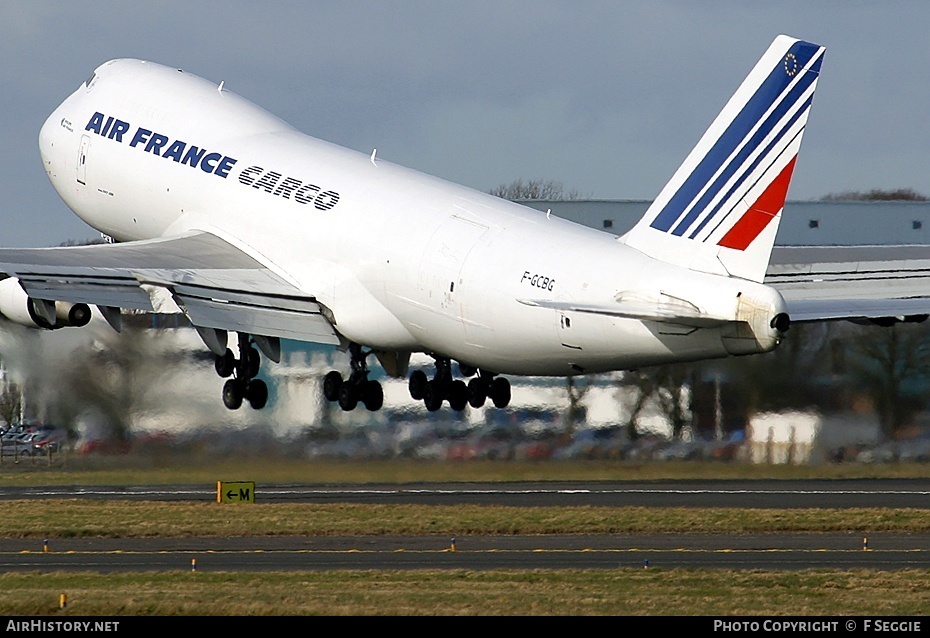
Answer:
467, 378, 487, 408
338, 382, 358, 411
247, 379, 268, 410
408, 370, 428, 400
448, 380, 468, 411
222, 379, 243, 410
214, 349, 235, 378
363, 380, 383, 411
323, 371, 343, 402
490, 377, 511, 408
423, 379, 444, 412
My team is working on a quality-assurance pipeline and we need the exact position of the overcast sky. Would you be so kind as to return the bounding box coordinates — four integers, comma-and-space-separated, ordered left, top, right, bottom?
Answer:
1, 1, 928, 247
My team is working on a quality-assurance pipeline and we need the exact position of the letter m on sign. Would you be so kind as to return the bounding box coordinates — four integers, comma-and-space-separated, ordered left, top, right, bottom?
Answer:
216, 481, 256, 503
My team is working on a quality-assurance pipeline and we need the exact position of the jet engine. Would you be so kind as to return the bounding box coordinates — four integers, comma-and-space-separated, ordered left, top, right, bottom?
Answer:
0, 277, 91, 329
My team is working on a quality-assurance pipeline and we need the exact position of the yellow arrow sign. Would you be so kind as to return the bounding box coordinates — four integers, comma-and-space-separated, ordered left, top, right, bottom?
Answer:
216, 481, 255, 504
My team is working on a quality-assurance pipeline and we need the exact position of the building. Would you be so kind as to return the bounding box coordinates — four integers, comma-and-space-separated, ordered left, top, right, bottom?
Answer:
519, 199, 930, 246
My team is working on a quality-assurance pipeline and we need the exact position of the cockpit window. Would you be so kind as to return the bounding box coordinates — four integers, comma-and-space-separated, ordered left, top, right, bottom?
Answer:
84, 72, 96, 88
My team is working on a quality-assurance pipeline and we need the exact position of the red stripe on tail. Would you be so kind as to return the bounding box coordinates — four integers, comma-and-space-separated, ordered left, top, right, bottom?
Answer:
717, 156, 797, 251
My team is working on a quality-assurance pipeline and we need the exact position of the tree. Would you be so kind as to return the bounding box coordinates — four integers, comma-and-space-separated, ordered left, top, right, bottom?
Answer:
842, 322, 930, 438
563, 376, 588, 437
624, 364, 693, 440
820, 188, 929, 202
692, 319, 930, 441
684, 322, 843, 441
489, 178, 586, 201
58, 325, 207, 443
0, 378, 22, 426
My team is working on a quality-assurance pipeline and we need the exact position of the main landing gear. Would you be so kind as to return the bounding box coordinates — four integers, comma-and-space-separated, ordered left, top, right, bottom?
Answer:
215, 332, 268, 410
408, 356, 511, 412
322, 343, 384, 412
320, 347, 511, 412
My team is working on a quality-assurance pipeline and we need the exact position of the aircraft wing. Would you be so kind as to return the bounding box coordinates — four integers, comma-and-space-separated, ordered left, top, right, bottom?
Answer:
0, 231, 340, 345
766, 245, 930, 322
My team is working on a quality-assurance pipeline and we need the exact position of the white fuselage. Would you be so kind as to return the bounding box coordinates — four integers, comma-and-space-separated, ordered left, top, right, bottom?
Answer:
37, 59, 786, 377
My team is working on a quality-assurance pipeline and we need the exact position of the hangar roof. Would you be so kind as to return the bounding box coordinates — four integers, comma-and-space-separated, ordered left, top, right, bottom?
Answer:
520, 200, 930, 247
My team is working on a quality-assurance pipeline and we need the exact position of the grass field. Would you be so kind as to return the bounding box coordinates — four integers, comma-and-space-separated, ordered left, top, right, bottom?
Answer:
0, 456, 927, 615
2, 569, 927, 616
4, 454, 930, 485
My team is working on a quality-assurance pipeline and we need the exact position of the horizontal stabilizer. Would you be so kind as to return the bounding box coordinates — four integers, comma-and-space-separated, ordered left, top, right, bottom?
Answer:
517, 297, 728, 328
767, 244, 930, 323
784, 297, 930, 323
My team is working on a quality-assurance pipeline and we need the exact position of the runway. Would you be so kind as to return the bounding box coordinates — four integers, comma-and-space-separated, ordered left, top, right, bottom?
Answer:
1, 533, 927, 572
2, 479, 928, 572
3, 478, 930, 508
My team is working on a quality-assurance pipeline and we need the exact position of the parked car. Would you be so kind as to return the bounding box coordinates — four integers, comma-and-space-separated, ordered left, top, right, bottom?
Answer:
0, 431, 39, 456
30, 430, 66, 455
0, 424, 68, 457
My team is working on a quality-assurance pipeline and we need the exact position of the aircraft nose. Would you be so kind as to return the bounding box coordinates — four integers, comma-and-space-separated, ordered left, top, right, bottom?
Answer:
38, 109, 68, 180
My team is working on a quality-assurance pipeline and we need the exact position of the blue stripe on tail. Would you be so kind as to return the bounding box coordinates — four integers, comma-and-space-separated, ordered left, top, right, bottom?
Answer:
650, 41, 822, 234
687, 94, 814, 241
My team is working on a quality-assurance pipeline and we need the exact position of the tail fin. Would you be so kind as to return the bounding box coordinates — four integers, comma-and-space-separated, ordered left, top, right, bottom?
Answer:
621, 35, 825, 282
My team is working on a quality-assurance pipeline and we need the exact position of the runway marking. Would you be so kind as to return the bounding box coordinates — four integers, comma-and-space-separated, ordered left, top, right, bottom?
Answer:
280, 488, 930, 495
268, 488, 930, 498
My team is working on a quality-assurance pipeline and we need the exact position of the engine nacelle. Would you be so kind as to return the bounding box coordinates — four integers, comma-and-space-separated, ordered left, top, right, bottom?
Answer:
0, 277, 91, 329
